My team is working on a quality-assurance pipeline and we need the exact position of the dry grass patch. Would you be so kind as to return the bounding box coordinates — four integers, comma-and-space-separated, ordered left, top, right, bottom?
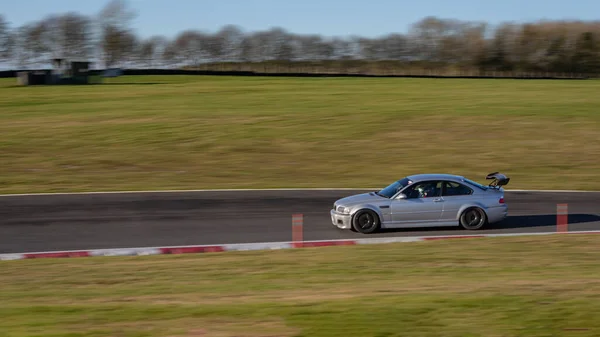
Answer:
63, 317, 299, 337
2, 235, 600, 336
1, 76, 600, 193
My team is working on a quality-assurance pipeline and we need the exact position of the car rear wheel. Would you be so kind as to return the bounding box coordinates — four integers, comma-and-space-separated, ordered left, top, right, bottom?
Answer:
352, 210, 380, 234
459, 207, 487, 230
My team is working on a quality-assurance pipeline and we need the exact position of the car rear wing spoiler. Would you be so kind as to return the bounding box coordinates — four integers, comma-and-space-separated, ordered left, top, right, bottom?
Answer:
486, 172, 510, 188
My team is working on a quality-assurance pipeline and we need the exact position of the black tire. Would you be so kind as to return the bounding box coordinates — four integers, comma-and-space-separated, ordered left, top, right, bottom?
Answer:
352, 209, 380, 234
459, 207, 487, 230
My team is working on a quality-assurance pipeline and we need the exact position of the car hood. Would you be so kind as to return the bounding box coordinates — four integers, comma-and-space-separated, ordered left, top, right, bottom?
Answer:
335, 192, 386, 206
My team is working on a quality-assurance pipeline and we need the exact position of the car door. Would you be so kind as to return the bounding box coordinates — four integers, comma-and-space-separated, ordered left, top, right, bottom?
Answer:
390, 180, 444, 226
439, 180, 475, 222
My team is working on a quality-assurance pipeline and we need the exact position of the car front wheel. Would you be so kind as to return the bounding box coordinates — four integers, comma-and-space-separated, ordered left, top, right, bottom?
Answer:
459, 207, 487, 230
352, 210, 380, 234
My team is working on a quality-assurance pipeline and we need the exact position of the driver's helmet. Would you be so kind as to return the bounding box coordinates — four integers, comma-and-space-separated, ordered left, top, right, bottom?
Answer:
416, 183, 437, 197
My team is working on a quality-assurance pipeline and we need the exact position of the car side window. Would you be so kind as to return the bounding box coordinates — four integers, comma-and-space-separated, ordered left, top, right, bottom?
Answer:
403, 181, 442, 199
443, 181, 473, 196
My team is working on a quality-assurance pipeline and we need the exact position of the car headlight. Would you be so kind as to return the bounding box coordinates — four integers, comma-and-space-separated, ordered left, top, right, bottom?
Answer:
336, 206, 350, 214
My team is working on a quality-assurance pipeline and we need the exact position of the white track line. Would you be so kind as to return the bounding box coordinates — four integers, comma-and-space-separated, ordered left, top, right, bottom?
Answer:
1, 188, 599, 197
0, 188, 380, 197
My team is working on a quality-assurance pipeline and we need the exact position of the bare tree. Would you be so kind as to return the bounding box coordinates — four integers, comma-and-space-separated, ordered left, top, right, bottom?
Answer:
380, 33, 410, 60
28, 13, 94, 62
238, 35, 254, 62
239, 31, 270, 62
214, 25, 244, 62
572, 31, 600, 73
59, 12, 94, 60
101, 25, 138, 67
479, 22, 520, 71
330, 37, 357, 60
459, 22, 488, 67
97, 0, 137, 67
169, 30, 207, 66
137, 35, 168, 67
408, 16, 449, 61
264, 27, 294, 61
11, 23, 41, 68
295, 34, 332, 60
0, 15, 14, 62
98, 0, 136, 30
202, 33, 225, 63
20, 21, 48, 67
3, 8, 600, 74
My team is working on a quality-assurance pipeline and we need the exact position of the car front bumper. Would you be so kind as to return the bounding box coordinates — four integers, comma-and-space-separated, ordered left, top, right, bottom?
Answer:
330, 209, 352, 229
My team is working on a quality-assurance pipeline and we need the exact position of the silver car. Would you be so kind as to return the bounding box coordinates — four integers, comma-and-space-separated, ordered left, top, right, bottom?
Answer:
330, 172, 509, 233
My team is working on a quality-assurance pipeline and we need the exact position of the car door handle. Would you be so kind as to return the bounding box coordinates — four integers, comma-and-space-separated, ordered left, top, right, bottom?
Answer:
433, 198, 443, 202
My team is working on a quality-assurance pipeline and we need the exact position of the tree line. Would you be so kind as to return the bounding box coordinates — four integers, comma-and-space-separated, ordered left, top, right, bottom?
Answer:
1, 0, 599, 76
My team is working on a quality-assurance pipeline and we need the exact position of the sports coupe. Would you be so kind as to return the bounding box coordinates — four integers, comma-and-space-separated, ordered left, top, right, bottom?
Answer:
330, 172, 509, 233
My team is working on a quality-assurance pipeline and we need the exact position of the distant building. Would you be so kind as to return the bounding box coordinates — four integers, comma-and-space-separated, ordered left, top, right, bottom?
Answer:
17, 58, 103, 86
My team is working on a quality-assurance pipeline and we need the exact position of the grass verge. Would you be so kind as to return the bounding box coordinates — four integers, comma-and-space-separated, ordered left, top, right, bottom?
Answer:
1, 75, 599, 193
2, 235, 600, 336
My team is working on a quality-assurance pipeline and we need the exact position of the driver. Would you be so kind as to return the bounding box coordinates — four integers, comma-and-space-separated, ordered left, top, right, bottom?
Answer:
416, 183, 438, 198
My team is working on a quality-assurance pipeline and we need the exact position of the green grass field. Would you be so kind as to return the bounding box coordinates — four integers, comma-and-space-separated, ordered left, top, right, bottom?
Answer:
2, 235, 600, 337
1, 75, 599, 193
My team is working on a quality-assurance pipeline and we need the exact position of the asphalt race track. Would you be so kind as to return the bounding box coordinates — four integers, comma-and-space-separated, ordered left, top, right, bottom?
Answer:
1, 189, 600, 254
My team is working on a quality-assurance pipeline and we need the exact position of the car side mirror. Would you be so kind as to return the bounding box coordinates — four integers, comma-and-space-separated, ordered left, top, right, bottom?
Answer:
396, 193, 407, 200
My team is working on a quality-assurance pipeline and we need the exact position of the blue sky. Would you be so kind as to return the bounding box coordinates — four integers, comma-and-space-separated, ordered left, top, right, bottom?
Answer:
2, 0, 599, 38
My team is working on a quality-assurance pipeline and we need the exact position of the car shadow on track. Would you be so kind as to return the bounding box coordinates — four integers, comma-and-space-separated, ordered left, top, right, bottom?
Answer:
489, 214, 600, 230
376, 214, 600, 234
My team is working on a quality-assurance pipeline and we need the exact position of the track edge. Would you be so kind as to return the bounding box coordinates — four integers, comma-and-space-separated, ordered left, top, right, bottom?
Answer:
3, 230, 600, 261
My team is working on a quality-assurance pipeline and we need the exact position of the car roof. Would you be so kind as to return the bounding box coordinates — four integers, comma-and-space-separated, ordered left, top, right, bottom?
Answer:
406, 173, 466, 182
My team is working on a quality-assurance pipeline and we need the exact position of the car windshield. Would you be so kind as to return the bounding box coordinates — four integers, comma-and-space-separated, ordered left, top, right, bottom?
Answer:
463, 178, 488, 190
376, 178, 412, 198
